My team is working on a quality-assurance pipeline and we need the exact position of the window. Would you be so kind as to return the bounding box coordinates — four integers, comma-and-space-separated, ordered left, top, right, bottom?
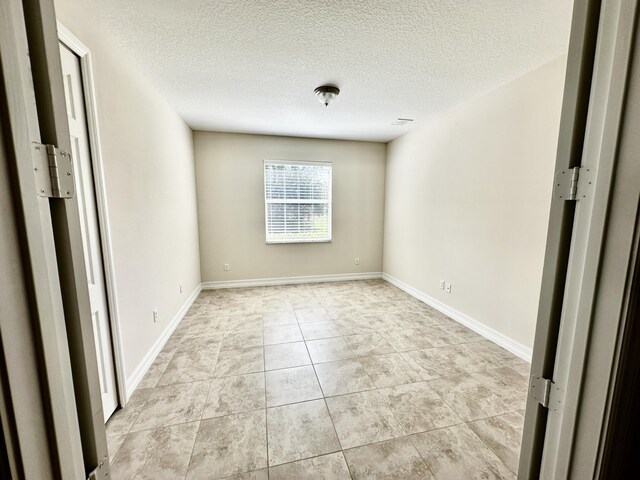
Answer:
264, 160, 332, 243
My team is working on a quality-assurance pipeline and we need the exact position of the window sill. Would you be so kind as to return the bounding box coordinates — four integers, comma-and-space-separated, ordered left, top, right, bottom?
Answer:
266, 238, 332, 244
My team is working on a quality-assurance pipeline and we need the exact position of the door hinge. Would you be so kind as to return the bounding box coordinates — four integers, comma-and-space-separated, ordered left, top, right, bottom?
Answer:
554, 166, 595, 201
87, 454, 109, 480
32, 142, 74, 198
530, 375, 562, 412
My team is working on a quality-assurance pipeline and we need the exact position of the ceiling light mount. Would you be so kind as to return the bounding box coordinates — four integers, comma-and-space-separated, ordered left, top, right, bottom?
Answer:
314, 85, 340, 107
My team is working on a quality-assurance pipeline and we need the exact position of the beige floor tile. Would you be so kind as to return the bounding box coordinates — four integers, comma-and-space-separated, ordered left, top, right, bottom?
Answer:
383, 328, 437, 351
314, 359, 375, 396
325, 390, 404, 449
174, 333, 222, 356
266, 365, 323, 407
157, 350, 219, 386
223, 469, 269, 480
359, 353, 423, 388
300, 321, 342, 340
377, 382, 462, 434
401, 340, 515, 381
344, 333, 396, 357
118, 282, 529, 478
202, 372, 265, 418
137, 357, 171, 389
468, 411, 525, 474
224, 314, 262, 333
327, 306, 362, 321
319, 295, 356, 307
107, 433, 127, 460
295, 307, 330, 323
227, 301, 262, 316
307, 337, 354, 364
187, 410, 267, 479
433, 323, 484, 344
264, 342, 311, 370
263, 324, 303, 345
214, 346, 264, 378
184, 316, 227, 336
391, 311, 441, 329
428, 367, 528, 421
111, 421, 198, 480
269, 452, 351, 479
221, 328, 264, 350
130, 381, 209, 432
344, 437, 433, 479
262, 310, 297, 326
267, 399, 341, 466
160, 334, 187, 356
262, 299, 294, 313
291, 297, 324, 309
411, 423, 515, 479
106, 388, 152, 438
470, 341, 526, 367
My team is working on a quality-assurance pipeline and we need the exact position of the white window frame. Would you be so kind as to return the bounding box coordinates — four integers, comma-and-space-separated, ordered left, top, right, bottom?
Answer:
263, 159, 333, 244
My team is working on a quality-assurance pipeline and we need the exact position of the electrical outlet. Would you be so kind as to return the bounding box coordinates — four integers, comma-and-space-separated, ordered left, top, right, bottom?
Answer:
152, 308, 158, 323
224, 263, 230, 271
445, 283, 452, 294
439, 280, 445, 290
354, 257, 360, 265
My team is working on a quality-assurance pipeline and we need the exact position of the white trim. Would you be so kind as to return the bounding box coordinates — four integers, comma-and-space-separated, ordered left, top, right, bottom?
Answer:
263, 160, 333, 244
125, 284, 202, 400
202, 272, 382, 289
57, 24, 129, 407
382, 273, 532, 362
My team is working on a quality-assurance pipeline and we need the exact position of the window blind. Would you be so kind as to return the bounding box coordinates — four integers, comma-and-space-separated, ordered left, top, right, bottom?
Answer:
264, 160, 332, 243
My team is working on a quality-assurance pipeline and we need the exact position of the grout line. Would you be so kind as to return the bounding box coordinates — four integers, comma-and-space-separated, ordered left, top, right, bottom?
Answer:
301, 334, 345, 454
263, 337, 270, 475
122, 280, 525, 476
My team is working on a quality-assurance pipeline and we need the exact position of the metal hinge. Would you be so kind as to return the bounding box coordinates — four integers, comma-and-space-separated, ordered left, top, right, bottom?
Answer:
553, 166, 595, 201
87, 454, 109, 480
32, 142, 74, 198
530, 375, 562, 412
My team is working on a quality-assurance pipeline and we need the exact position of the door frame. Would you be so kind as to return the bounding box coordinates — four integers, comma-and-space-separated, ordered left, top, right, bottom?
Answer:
0, 0, 87, 476
58, 22, 127, 407
520, 0, 640, 478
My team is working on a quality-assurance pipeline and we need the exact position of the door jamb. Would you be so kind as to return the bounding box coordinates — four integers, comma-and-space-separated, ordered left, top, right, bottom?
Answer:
57, 22, 127, 407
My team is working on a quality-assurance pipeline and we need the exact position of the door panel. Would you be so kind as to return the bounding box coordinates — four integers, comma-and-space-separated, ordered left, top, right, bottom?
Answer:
59, 43, 118, 421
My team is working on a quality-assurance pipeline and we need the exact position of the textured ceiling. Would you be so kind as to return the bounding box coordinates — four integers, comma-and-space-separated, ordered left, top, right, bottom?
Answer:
87, 0, 573, 142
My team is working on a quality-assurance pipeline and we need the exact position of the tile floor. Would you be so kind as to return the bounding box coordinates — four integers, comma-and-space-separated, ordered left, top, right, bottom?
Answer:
107, 279, 529, 479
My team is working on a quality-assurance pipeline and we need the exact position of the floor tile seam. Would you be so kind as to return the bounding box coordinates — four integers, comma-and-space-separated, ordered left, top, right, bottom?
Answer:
422, 375, 526, 424
108, 405, 147, 450
182, 418, 202, 480
463, 418, 520, 476
155, 376, 217, 389
263, 342, 270, 474
300, 335, 345, 454
461, 407, 527, 424
126, 418, 201, 437
305, 344, 424, 366
263, 451, 352, 479
462, 419, 518, 476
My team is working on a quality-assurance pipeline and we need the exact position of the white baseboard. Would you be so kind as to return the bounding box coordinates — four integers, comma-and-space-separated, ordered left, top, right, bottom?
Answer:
124, 284, 202, 401
382, 273, 532, 362
202, 272, 383, 289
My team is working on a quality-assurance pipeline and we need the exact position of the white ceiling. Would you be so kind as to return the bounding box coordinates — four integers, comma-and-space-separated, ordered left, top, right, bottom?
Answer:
88, 0, 574, 142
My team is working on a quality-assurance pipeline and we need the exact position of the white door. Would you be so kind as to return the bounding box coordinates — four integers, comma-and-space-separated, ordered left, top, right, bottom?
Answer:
59, 43, 118, 421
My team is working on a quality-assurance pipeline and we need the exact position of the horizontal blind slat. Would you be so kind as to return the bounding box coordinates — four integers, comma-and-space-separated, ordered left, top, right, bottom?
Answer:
264, 161, 331, 242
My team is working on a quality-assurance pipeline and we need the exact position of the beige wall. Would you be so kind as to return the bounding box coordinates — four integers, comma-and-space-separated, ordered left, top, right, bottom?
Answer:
54, 0, 201, 387
383, 56, 567, 348
194, 132, 386, 282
